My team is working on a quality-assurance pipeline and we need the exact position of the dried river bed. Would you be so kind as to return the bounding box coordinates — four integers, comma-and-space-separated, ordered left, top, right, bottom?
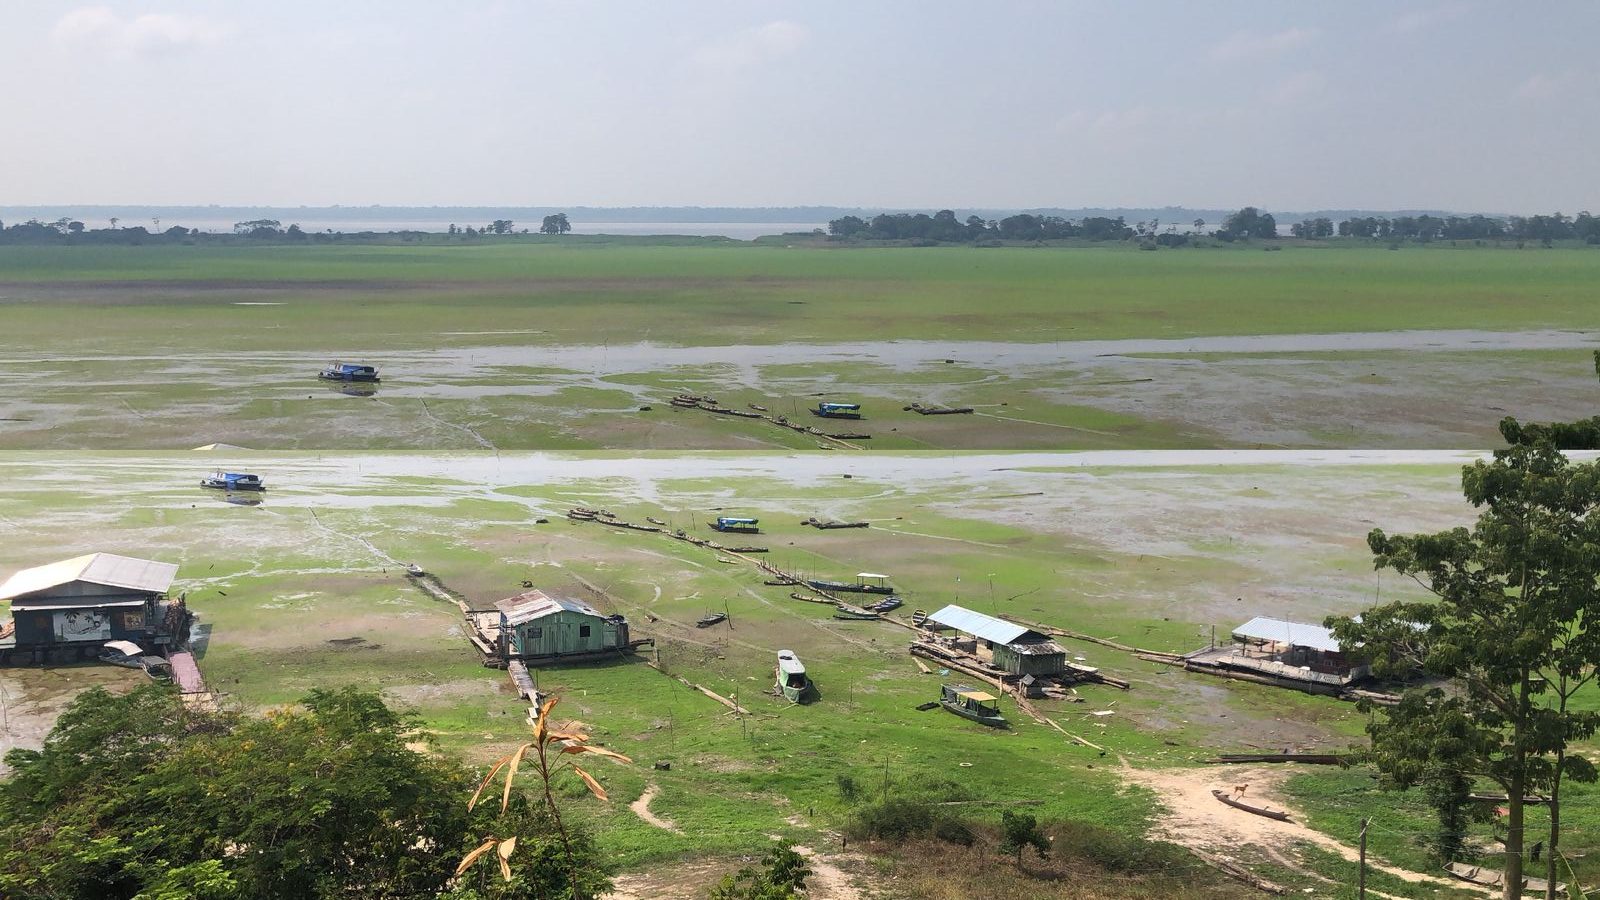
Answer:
1, 330, 1595, 450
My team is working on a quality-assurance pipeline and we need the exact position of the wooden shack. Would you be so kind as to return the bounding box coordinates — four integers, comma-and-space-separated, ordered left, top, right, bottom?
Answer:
926, 604, 1068, 678
492, 589, 646, 665
0, 553, 191, 665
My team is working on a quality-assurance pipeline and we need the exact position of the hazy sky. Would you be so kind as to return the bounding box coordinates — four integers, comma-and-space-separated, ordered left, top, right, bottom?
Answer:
2, 2, 1596, 210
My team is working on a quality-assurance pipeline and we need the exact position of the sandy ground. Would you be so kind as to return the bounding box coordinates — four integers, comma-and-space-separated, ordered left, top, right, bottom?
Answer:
1119, 763, 1487, 896
628, 782, 682, 834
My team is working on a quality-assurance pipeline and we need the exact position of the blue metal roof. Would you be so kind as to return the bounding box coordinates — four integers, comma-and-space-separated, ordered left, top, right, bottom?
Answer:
927, 604, 1033, 645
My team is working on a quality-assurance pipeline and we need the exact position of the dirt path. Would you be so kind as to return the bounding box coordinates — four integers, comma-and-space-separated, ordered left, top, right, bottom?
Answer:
629, 783, 682, 834
603, 845, 870, 899
793, 845, 863, 899
1119, 763, 1487, 895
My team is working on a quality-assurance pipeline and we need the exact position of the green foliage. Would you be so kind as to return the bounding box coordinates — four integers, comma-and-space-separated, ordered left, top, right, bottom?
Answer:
1332, 438, 1600, 891
998, 811, 1050, 864
706, 846, 811, 900
834, 772, 859, 802
0, 685, 610, 900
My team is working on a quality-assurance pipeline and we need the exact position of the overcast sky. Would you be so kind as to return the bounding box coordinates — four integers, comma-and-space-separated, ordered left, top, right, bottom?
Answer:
2, 2, 1596, 211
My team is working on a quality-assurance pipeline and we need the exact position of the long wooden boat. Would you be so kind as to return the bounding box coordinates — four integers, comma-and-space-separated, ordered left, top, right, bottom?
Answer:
775, 650, 814, 703
806, 579, 895, 595
1467, 792, 1552, 805
695, 612, 727, 628
939, 683, 1007, 728
1211, 789, 1291, 821
832, 607, 881, 621
1444, 861, 1563, 893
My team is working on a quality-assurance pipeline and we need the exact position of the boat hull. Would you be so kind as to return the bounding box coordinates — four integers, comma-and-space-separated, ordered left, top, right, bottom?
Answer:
939, 699, 1007, 728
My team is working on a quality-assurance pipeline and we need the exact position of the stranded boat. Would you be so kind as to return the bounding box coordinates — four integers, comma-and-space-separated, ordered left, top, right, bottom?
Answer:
939, 683, 1007, 728
775, 650, 814, 703
319, 361, 380, 382
711, 516, 761, 534
813, 401, 863, 420
201, 471, 265, 491
805, 573, 895, 595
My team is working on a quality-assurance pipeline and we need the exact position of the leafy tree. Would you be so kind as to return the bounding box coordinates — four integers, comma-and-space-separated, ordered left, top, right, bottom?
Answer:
1218, 207, 1278, 240
998, 811, 1050, 866
1332, 437, 1600, 900
0, 685, 611, 900
707, 846, 810, 900
540, 213, 571, 235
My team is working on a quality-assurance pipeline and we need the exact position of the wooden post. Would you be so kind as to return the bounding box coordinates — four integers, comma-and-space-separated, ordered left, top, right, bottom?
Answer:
1357, 817, 1369, 900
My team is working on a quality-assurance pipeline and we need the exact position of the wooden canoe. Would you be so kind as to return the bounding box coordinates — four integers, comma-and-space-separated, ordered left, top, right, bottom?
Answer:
1211, 789, 1291, 821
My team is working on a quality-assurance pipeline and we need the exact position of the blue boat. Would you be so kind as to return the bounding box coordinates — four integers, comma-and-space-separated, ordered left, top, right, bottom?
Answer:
813, 401, 862, 420
712, 516, 761, 534
869, 596, 903, 613
201, 471, 265, 491
319, 361, 380, 382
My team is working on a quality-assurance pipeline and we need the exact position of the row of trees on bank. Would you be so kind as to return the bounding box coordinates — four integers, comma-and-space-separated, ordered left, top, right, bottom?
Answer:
0, 213, 578, 244
827, 207, 1600, 245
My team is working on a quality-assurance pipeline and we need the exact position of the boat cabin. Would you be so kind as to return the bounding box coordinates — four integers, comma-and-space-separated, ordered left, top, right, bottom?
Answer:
201, 471, 265, 491
319, 361, 380, 382
776, 650, 813, 702
712, 516, 761, 534
0, 553, 192, 665
939, 683, 1005, 727
813, 401, 863, 420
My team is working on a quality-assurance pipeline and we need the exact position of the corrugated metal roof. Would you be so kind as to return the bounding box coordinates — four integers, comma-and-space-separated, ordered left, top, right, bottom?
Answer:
495, 589, 600, 626
0, 553, 178, 602
1232, 616, 1343, 653
927, 604, 1032, 645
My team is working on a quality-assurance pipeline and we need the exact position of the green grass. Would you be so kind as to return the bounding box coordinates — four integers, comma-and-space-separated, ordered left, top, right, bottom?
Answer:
2, 243, 1598, 352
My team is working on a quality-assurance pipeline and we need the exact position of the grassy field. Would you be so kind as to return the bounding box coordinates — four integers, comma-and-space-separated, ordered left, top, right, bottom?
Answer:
2, 242, 1599, 350
1, 242, 1597, 451
3, 450, 1590, 895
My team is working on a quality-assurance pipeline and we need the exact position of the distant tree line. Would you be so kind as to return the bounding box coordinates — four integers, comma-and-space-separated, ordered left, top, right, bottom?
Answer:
0, 213, 582, 245
828, 210, 1142, 243
823, 205, 1600, 247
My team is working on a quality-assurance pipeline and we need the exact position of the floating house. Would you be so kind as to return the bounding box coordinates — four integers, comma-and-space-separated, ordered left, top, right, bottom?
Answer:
925, 604, 1068, 678
0, 553, 192, 665
488, 589, 649, 665
1184, 615, 1369, 695
813, 401, 862, 420
319, 361, 380, 382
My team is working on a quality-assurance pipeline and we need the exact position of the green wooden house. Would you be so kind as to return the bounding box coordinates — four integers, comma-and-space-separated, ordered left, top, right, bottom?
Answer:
926, 604, 1067, 678
493, 589, 642, 664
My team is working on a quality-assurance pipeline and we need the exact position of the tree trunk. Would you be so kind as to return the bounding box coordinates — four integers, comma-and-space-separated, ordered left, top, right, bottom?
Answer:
1546, 748, 1563, 899
1505, 779, 1524, 900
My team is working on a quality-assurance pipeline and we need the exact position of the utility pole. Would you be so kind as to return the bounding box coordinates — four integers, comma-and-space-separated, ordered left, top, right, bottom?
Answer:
1357, 817, 1369, 900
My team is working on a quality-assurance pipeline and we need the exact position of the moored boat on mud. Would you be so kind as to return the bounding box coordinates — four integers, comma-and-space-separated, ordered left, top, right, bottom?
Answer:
775, 650, 814, 702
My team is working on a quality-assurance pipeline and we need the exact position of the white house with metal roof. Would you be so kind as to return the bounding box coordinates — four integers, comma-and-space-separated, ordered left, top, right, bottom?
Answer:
926, 604, 1068, 678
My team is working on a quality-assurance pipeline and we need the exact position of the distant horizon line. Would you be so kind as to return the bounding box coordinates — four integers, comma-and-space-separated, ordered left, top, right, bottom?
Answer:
0, 203, 1533, 224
